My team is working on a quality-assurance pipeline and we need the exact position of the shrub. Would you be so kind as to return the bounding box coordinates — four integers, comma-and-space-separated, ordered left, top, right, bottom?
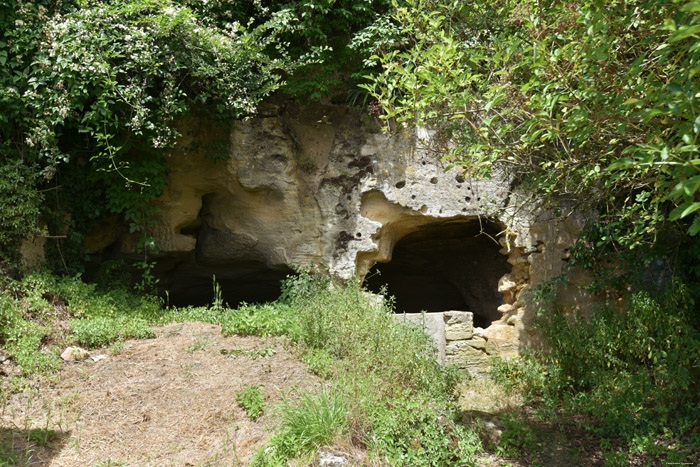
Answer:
497, 278, 700, 462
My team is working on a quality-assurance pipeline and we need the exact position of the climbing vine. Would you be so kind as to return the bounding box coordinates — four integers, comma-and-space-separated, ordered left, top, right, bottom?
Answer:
0, 0, 401, 275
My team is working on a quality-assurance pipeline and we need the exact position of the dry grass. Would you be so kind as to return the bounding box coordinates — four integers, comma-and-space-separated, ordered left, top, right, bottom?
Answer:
0, 322, 323, 466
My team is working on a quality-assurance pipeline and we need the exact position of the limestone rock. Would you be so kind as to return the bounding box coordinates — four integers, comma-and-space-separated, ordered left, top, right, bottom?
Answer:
79, 98, 596, 364
484, 324, 520, 356
497, 277, 517, 293
316, 450, 350, 467
445, 341, 491, 376
497, 303, 515, 314
466, 338, 486, 350
61, 347, 90, 362
444, 311, 473, 341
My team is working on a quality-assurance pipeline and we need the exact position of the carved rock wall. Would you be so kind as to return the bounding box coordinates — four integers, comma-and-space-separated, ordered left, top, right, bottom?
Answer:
86, 99, 598, 363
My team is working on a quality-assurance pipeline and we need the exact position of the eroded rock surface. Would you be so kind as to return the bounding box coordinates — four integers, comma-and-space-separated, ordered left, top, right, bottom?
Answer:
86, 99, 597, 364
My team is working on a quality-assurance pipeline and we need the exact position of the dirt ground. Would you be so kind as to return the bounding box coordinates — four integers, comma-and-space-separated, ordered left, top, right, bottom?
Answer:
0, 322, 324, 466
1, 321, 613, 467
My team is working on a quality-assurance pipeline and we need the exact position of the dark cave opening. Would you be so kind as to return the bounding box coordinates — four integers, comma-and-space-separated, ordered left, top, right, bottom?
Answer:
154, 192, 296, 308
160, 265, 294, 308
363, 219, 510, 328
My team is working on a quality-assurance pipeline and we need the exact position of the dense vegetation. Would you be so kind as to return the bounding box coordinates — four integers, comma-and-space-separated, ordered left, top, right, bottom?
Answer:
1, 271, 481, 465
0, 0, 396, 272
362, 0, 700, 462
365, 0, 700, 246
2, 0, 700, 464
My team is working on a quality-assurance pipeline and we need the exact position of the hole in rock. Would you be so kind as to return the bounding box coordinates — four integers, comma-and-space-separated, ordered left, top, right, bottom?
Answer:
155, 192, 295, 308
155, 243, 295, 308
364, 219, 510, 328
162, 267, 294, 308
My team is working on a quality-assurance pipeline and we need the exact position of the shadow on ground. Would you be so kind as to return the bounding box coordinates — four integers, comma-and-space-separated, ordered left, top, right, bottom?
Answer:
0, 427, 69, 466
461, 408, 606, 466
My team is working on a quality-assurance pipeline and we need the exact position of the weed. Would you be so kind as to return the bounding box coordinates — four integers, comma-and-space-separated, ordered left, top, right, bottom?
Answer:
255, 389, 346, 463
186, 338, 210, 353
495, 414, 536, 458
93, 459, 128, 467
235, 385, 265, 420
220, 347, 276, 359
27, 428, 58, 447
109, 340, 124, 355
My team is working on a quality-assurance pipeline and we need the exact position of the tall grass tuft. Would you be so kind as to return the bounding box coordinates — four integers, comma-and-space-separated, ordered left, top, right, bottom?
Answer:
251, 271, 481, 466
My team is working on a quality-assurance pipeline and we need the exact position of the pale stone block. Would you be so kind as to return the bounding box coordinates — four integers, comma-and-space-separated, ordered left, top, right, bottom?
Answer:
466, 338, 486, 350
444, 311, 473, 341
497, 303, 515, 314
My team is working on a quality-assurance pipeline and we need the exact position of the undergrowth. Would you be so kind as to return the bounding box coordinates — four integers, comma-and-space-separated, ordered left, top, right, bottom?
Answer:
236, 385, 265, 420
248, 272, 481, 466
0, 269, 483, 464
492, 279, 700, 464
0, 271, 223, 385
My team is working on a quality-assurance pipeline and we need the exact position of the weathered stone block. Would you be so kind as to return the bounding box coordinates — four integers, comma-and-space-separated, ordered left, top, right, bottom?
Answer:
445, 341, 492, 375
444, 311, 473, 341
466, 338, 486, 350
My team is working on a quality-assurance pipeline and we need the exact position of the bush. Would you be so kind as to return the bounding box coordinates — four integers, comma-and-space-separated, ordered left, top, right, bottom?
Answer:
496, 278, 700, 462
248, 271, 481, 465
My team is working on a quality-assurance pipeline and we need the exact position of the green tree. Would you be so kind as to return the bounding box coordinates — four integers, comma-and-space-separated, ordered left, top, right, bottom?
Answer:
363, 0, 700, 247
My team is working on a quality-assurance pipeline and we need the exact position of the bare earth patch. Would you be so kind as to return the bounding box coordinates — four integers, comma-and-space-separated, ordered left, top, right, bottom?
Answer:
1, 322, 323, 466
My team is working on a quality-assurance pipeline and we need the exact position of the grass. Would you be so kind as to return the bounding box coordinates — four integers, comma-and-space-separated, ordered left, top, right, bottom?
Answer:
260, 389, 347, 462
243, 272, 482, 466
5, 267, 698, 464
0, 269, 484, 465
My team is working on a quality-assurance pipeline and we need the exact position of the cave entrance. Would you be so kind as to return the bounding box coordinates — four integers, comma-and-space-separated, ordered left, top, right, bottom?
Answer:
363, 219, 510, 328
155, 191, 296, 308
160, 266, 294, 308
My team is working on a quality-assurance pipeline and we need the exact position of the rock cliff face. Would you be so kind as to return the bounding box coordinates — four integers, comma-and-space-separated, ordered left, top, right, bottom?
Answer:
87, 99, 596, 367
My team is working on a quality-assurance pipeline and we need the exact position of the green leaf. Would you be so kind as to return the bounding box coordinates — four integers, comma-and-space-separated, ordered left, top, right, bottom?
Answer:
681, 1, 700, 12
689, 217, 700, 235
670, 202, 700, 220
669, 25, 700, 42
669, 175, 700, 198
608, 158, 635, 170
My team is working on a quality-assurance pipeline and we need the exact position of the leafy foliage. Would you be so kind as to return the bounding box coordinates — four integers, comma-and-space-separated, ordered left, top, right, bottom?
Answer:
0, 158, 42, 260
363, 0, 700, 245
235, 385, 266, 420
493, 279, 700, 463
0, 0, 400, 275
0, 0, 289, 270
